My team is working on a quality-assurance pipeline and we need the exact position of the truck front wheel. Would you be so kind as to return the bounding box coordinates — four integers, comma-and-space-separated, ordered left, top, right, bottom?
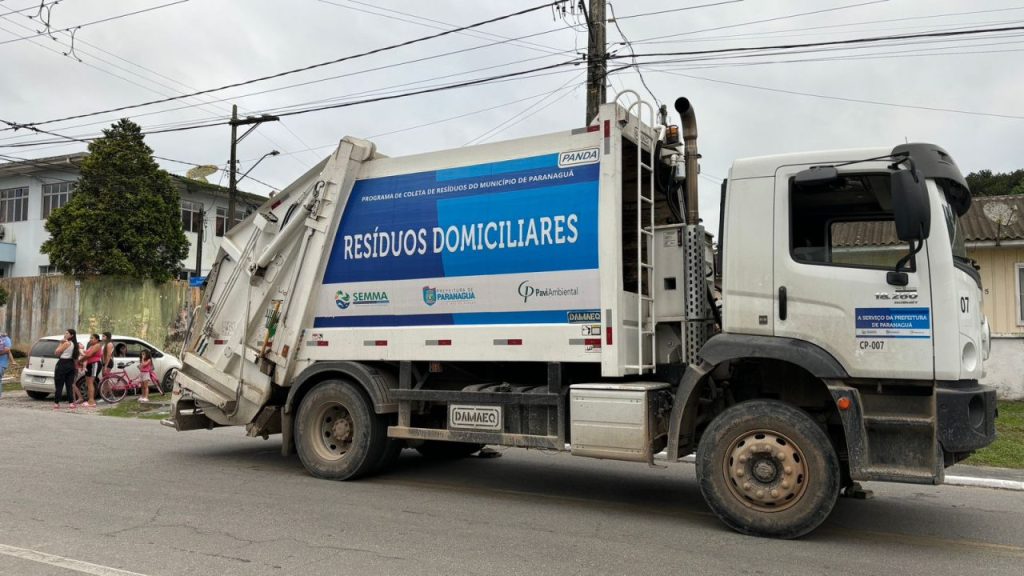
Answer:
696, 399, 840, 539
295, 380, 387, 481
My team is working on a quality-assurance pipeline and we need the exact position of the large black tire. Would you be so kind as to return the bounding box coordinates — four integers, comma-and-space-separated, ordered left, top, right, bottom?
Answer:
415, 441, 485, 460
371, 414, 404, 475
696, 399, 840, 539
26, 390, 50, 400
295, 380, 388, 481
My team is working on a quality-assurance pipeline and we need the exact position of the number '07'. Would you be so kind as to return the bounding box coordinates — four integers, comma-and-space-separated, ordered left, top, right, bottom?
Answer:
960, 297, 969, 314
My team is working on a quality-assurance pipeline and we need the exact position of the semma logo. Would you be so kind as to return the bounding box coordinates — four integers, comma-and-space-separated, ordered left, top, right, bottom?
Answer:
558, 147, 600, 168
335, 289, 389, 311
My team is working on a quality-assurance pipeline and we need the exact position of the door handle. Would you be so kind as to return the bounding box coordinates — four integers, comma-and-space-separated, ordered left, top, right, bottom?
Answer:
778, 286, 787, 320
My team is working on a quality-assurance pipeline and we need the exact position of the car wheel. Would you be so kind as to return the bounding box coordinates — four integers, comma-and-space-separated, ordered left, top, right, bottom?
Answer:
26, 390, 50, 400
159, 369, 178, 395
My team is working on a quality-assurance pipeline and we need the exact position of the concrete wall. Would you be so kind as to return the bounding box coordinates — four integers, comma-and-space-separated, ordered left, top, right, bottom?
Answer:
982, 338, 1024, 400
0, 276, 193, 353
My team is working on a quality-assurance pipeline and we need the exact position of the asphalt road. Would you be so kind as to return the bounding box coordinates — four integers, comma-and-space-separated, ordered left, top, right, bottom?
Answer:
1, 405, 1022, 576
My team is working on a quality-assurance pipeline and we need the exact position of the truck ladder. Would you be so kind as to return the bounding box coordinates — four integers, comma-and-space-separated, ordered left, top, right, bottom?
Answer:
619, 92, 658, 374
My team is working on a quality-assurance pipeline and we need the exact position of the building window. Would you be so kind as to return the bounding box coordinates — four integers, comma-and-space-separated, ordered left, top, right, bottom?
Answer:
0, 187, 28, 223
214, 206, 248, 237
39, 264, 61, 276
42, 181, 75, 218
181, 200, 202, 233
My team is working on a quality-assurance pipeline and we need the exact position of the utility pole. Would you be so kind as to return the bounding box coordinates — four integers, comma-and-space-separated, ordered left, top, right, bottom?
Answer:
584, 0, 606, 124
194, 203, 204, 278
228, 105, 279, 231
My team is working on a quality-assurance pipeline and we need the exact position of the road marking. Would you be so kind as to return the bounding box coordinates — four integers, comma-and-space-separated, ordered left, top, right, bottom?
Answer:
0, 544, 149, 576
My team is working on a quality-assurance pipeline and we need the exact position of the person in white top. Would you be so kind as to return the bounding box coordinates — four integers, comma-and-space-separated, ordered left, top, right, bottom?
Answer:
53, 328, 80, 410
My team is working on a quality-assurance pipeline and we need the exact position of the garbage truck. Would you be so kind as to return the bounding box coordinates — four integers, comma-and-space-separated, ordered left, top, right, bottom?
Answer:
166, 92, 997, 538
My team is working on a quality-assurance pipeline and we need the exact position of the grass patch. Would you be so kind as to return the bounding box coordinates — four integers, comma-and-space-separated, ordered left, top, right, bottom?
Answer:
2, 380, 22, 392
964, 401, 1024, 469
99, 394, 171, 420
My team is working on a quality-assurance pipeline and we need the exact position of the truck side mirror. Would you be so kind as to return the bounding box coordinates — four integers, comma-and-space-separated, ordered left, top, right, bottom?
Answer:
891, 170, 930, 241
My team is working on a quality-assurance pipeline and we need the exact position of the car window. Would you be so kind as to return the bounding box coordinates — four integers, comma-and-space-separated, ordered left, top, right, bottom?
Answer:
116, 340, 152, 359
30, 340, 60, 358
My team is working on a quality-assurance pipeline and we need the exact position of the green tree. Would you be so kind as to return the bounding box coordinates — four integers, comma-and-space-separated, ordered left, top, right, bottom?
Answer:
965, 169, 1024, 197
42, 119, 189, 282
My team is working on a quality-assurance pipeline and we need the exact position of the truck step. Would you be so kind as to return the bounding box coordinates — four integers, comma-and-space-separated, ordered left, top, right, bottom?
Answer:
863, 414, 935, 429
861, 466, 939, 485
387, 426, 561, 450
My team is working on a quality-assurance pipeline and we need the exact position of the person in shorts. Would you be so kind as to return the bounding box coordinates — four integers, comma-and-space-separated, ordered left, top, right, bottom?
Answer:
77, 333, 102, 407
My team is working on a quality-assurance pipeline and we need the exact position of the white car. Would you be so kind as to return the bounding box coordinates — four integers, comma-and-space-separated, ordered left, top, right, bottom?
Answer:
20, 334, 182, 400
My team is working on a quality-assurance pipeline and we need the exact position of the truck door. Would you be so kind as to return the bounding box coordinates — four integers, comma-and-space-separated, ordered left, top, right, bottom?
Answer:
773, 167, 934, 380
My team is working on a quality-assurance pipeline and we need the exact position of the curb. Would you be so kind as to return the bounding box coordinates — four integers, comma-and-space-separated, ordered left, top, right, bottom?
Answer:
944, 475, 1024, 491
569, 446, 1022, 491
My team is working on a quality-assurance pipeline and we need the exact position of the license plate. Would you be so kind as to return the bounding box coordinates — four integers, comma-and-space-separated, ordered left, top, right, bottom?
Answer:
448, 405, 502, 431
33, 376, 46, 384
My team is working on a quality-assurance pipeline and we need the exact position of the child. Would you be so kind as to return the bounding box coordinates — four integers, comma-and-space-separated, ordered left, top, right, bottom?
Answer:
138, 349, 155, 403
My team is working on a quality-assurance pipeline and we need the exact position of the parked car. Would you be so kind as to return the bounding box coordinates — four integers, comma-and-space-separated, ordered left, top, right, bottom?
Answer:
20, 334, 182, 400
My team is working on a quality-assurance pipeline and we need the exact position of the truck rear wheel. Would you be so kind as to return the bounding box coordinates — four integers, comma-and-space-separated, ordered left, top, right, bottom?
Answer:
295, 380, 387, 481
696, 399, 840, 539
415, 441, 485, 460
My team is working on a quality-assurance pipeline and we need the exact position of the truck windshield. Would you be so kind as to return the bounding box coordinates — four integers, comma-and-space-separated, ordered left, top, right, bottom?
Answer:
938, 187, 968, 262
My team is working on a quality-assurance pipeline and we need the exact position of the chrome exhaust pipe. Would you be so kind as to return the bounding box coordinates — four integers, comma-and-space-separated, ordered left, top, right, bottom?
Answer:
674, 97, 700, 225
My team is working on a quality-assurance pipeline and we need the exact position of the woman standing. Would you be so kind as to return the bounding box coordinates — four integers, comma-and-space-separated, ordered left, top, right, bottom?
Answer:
101, 332, 114, 373
77, 333, 102, 407
53, 329, 80, 410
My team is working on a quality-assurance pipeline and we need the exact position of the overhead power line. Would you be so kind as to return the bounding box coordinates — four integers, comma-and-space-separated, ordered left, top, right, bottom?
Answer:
318, 0, 567, 56
632, 0, 891, 45
0, 59, 584, 149
612, 0, 744, 21
6, 1, 563, 131
649, 5, 1024, 45
642, 68, 1024, 121
0, 0, 191, 46
611, 24, 1024, 62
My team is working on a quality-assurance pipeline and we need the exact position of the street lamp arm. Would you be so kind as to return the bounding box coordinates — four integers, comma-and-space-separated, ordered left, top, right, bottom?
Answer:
237, 150, 279, 185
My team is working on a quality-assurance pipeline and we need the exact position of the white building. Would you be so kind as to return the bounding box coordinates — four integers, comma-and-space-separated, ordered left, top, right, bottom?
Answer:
0, 153, 266, 278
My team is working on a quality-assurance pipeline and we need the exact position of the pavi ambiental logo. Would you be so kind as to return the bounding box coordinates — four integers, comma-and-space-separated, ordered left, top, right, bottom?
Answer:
517, 280, 579, 303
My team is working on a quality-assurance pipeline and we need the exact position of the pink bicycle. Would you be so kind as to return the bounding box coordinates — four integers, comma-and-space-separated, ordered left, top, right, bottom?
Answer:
98, 361, 168, 403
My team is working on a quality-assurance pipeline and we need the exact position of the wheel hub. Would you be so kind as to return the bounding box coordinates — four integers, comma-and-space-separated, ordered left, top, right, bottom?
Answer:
752, 459, 777, 483
317, 405, 354, 458
330, 419, 352, 443
724, 430, 808, 512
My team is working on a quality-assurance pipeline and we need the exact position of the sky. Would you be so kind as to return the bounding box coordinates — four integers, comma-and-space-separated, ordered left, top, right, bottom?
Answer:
2, 0, 1022, 234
